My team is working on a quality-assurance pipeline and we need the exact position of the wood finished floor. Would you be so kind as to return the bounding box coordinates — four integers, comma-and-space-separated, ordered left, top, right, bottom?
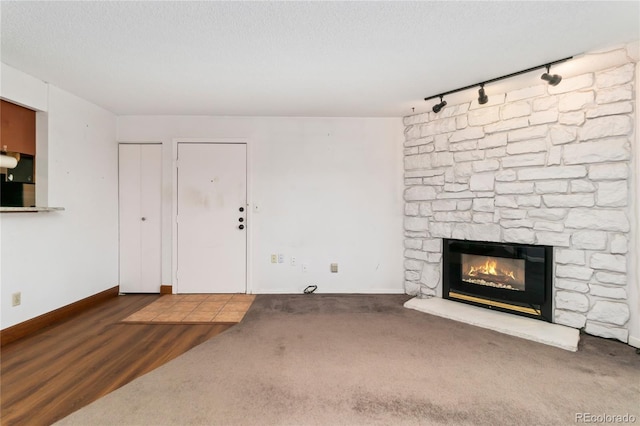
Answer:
0, 294, 233, 426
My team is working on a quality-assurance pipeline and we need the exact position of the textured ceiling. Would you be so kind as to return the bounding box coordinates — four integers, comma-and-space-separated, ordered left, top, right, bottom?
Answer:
1, 1, 638, 117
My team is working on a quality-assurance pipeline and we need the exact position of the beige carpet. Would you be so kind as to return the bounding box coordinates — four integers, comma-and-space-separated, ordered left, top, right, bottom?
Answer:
59, 294, 639, 425
122, 294, 255, 324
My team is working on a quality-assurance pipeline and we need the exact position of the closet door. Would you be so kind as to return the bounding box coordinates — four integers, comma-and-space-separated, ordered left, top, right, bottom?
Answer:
119, 144, 162, 293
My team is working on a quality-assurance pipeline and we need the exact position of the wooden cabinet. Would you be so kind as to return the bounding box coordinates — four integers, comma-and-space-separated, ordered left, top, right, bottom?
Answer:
0, 100, 36, 155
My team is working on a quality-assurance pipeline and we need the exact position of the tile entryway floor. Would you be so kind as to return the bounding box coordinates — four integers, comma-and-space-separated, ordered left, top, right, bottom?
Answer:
122, 294, 256, 324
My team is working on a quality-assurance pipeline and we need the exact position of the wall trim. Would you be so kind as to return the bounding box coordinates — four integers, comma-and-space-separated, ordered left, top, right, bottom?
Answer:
160, 285, 173, 294
0, 286, 119, 346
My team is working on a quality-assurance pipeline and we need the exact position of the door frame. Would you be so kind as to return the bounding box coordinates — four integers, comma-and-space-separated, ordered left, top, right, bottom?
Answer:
171, 138, 253, 294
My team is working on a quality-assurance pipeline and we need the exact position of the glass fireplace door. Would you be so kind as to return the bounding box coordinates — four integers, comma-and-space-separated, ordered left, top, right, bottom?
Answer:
461, 254, 525, 291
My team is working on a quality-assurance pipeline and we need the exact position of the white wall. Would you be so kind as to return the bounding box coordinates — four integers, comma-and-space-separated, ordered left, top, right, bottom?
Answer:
0, 64, 48, 112
117, 116, 405, 294
1, 64, 118, 329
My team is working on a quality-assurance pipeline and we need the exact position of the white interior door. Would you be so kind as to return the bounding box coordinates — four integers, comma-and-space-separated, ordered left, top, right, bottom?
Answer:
177, 143, 247, 293
119, 144, 162, 293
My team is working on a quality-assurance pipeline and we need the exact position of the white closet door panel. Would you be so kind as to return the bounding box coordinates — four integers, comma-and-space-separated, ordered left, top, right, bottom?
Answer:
139, 145, 162, 292
119, 144, 162, 293
119, 145, 142, 292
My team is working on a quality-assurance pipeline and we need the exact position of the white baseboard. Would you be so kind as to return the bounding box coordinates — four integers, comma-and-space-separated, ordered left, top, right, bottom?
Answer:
628, 335, 640, 348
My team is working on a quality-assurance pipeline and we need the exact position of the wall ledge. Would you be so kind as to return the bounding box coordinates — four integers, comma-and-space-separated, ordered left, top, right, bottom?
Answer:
0, 206, 64, 213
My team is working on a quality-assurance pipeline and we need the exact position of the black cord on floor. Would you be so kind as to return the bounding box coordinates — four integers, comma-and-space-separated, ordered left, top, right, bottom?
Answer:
303, 285, 317, 294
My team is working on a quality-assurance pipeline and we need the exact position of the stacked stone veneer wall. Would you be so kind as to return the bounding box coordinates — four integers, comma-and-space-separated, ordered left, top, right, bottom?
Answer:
403, 45, 638, 343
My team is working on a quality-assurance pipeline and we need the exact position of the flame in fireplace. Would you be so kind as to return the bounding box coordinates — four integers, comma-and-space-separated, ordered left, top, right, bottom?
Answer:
467, 258, 516, 280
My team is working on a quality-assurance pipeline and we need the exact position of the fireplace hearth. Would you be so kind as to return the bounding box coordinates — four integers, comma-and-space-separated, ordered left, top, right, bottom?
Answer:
443, 239, 552, 322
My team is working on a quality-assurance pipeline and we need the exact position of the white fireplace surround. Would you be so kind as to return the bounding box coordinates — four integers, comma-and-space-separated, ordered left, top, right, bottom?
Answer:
402, 43, 639, 345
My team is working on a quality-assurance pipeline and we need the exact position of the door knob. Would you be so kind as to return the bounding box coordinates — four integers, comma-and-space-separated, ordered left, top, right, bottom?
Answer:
239, 207, 244, 212
238, 224, 245, 230
141, 217, 147, 221
239, 217, 244, 222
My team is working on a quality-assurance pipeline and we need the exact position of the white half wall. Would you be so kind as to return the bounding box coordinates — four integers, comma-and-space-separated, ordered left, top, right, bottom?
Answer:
1, 64, 118, 329
117, 116, 405, 294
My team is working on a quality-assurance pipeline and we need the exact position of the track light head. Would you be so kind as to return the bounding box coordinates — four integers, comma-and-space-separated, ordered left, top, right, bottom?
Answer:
432, 96, 447, 113
541, 65, 562, 86
541, 73, 562, 86
478, 85, 488, 104
433, 101, 446, 113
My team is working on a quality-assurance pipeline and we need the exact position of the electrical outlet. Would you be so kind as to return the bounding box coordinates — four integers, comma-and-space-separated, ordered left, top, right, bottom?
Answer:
271, 254, 277, 263
278, 254, 284, 263
331, 263, 338, 273
12, 292, 21, 307
291, 256, 297, 266
302, 263, 309, 273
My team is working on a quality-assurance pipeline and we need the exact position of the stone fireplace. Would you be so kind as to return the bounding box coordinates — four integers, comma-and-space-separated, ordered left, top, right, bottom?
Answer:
443, 239, 552, 321
402, 44, 637, 344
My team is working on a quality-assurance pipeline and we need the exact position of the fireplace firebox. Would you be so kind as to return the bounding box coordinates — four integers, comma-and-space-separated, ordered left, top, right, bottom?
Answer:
443, 239, 552, 322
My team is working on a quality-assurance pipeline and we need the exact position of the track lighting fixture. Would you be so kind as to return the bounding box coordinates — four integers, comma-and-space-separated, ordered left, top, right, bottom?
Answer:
540, 64, 562, 86
477, 84, 488, 105
423, 56, 571, 109
432, 96, 447, 113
